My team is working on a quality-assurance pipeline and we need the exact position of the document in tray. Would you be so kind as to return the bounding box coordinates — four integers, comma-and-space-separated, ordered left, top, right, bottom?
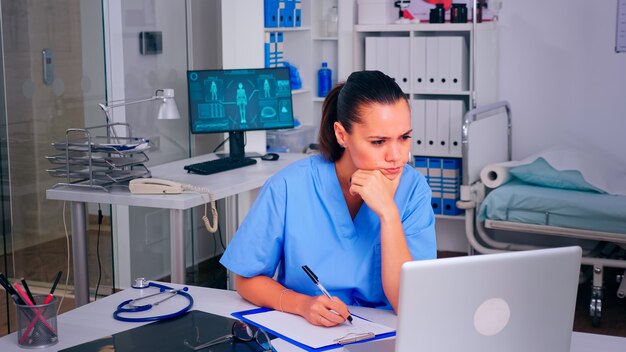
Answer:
233, 308, 395, 351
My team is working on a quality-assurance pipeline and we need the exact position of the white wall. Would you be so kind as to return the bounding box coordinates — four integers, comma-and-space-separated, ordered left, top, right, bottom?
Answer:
498, 0, 626, 163
104, 0, 194, 285
104, 0, 267, 286
426, 1, 626, 253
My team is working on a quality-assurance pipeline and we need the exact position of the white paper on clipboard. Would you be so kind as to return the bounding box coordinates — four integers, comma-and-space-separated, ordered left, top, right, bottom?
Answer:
243, 310, 394, 349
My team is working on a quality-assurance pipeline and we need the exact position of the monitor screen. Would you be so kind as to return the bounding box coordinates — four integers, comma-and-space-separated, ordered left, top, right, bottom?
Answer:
187, 67, 294, 134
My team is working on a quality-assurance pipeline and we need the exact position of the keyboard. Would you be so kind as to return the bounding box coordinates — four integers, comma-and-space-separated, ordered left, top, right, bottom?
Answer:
183, 157, 257, 175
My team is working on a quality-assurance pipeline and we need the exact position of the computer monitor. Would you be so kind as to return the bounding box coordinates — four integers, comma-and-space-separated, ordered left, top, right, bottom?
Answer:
187, 67, 294, 159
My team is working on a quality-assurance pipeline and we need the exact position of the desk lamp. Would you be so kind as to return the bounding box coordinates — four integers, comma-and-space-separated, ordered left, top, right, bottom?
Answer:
99, 88, 180, 137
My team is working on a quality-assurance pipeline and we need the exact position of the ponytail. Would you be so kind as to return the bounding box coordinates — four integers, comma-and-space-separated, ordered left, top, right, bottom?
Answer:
318, 83, 345, 161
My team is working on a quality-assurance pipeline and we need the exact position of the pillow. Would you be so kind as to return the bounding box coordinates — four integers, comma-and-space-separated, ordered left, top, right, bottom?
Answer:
509, 157, 605, 193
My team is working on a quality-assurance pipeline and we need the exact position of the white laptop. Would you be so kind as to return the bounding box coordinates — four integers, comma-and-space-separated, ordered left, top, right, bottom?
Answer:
346, 246, 582, 352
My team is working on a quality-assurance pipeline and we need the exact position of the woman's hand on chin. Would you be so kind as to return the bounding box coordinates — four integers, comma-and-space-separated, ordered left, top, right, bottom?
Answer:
348, 168, 402, 217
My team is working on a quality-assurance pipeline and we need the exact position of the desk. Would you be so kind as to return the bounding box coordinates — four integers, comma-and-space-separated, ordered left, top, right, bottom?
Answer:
0, 283, 624, 352
46, 153, 308, 307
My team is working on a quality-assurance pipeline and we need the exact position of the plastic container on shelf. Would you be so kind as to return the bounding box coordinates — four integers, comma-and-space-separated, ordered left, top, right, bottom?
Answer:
317, 62, 332, 97
266, 125, 317, 154
429, 4, 445, 23
283, 62, 302, 90
357, 0, 397, 24
325, 5, 338, 37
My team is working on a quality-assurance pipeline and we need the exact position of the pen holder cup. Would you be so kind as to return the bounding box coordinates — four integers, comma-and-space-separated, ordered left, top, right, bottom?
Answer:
14, 295, 59, 348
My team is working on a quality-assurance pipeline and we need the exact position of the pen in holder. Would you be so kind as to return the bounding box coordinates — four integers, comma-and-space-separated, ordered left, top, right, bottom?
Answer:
14, 295, 59, 348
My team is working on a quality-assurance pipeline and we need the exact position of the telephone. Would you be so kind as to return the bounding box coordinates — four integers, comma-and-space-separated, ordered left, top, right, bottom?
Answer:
129, 178, 218, 233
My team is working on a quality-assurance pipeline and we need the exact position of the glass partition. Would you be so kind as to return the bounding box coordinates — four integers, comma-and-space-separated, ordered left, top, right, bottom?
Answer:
0, 0, 109, 335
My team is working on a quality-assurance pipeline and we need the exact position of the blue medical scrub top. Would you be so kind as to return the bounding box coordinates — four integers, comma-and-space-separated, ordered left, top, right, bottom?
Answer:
220, 154, 436, 309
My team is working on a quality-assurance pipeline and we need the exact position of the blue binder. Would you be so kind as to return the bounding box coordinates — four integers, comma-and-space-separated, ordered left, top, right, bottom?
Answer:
264, 32, 273, 67
283, 0, 295, 27
264, 0, 279, 27
294, 0, 302, 27
443, 198, 463, 215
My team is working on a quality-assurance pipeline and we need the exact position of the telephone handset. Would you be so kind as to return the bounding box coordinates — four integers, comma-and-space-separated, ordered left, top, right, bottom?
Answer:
129, 178, 218, 233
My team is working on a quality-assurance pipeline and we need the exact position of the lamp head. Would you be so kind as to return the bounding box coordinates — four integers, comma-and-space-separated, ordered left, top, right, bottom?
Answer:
156, 88, 181, 120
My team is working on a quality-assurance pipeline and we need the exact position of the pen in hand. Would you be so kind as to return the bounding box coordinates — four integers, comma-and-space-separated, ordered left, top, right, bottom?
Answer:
302, 265, 353, 325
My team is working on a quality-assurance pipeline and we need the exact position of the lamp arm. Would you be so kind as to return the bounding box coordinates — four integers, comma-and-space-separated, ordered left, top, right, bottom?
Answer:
98, 98, 152, 139
98, 97, 160, 139
100, 95, 160, 110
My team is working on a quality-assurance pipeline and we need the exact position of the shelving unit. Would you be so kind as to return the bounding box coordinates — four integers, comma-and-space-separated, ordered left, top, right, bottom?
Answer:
263, 0, 355, 132
309, 0, 355, 129
353, 22, 497, 109
353, 21, 498, 219
264, 1, 312, 128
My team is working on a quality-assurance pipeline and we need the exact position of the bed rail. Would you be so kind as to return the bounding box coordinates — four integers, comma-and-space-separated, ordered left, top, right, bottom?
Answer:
461, 100, 512, 187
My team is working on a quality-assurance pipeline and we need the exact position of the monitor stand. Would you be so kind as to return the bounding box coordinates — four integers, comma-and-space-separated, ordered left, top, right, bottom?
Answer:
215, 152, 261, 159
214, 132, 259, 160
183, 132, 257, 175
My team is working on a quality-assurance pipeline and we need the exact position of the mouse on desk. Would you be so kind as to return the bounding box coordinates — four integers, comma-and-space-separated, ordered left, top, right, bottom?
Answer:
261, 153, 280, 161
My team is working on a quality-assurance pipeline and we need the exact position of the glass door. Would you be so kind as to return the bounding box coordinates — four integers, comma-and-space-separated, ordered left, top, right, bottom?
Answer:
0, 0, 110, 336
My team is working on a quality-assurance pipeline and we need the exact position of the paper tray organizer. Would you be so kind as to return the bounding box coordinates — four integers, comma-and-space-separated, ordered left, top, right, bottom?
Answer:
46, 123, 151, 192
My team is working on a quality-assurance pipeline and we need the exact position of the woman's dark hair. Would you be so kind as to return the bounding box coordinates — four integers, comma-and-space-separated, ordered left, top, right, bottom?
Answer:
318, 70, 407, 161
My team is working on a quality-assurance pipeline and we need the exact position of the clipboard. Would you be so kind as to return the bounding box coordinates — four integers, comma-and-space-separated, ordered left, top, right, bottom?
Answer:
232, 307, 396, 351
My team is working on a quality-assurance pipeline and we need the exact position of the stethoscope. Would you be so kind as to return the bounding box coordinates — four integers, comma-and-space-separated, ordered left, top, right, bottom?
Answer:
113, 278, 194, 322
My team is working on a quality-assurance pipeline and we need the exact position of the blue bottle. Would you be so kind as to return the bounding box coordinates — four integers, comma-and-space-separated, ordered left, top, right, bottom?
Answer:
317, 62, 332, 97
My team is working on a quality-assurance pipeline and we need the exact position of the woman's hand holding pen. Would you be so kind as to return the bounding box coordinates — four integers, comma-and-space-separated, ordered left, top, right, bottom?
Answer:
298, 295, 351, 327
349, 168, 402, 218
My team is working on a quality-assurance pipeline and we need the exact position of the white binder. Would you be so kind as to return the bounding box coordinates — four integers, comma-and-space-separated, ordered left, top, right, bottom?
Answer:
425, 37, 439, 91
411, 99, 426, 155
436, 100, 451, 155
365, 37, 377, 70
424, 100, 438, 155
385, 38, 402, 91
436, 37, 451, 91
449, 36, 468, 92
394, 37, 410, 93
449, 100, 465, 157
411, 37, 427, 91
385, 37, 400, 90
376, 37, 388, 73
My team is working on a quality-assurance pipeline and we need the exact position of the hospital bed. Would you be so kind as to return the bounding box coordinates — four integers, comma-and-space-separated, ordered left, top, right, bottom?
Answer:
456, 101, 626, 327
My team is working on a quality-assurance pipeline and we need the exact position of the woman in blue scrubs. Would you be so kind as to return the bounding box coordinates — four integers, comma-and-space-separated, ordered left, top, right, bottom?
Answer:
220, 70, 436, 326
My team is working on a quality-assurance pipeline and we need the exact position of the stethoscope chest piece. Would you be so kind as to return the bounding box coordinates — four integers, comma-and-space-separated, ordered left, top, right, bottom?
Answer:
132, 277, 150, 289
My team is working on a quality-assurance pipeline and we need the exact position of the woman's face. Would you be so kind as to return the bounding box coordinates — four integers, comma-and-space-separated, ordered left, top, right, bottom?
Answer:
335, 99, 412, 180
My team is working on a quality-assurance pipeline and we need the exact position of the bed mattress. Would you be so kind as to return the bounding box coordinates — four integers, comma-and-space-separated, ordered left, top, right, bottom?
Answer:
478, 181, 626, 236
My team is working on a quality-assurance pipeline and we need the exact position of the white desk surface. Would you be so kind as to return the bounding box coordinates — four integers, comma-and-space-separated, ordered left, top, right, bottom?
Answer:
0, 283, 623, 352
46, 152, 308, 208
